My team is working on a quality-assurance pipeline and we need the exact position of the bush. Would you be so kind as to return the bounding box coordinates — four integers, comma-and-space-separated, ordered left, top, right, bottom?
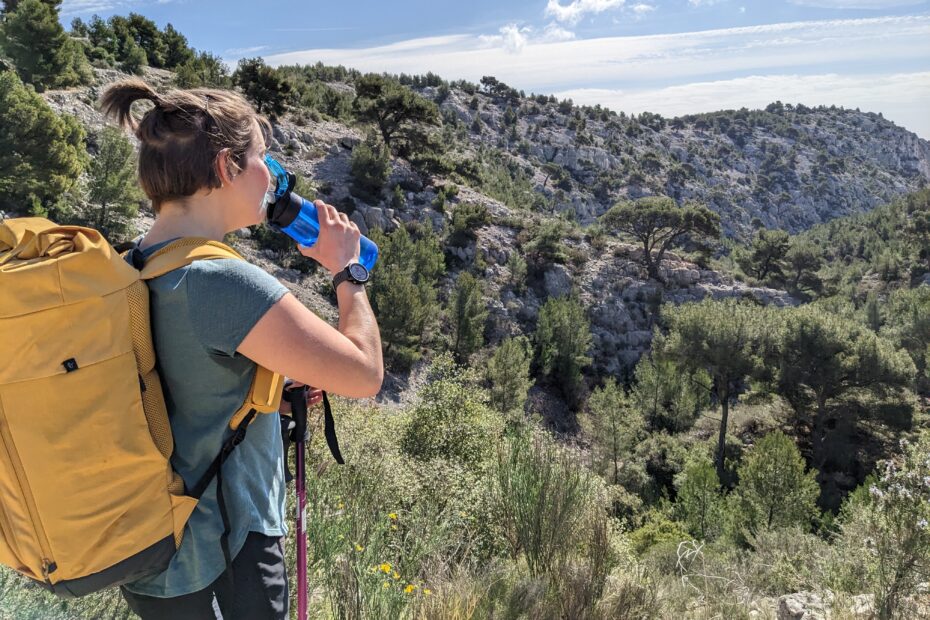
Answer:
495, 430, 600, 577
837, 436, 930, 619
400, 352, 502, 469
349, 133, 391, 203
448, 202, 490, 246
727, 430, 820, 543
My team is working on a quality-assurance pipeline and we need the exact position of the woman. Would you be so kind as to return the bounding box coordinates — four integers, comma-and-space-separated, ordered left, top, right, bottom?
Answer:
98, 78, 383, 619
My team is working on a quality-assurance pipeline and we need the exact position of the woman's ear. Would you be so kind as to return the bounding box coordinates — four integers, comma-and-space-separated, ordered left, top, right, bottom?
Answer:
215, 148, 237, 186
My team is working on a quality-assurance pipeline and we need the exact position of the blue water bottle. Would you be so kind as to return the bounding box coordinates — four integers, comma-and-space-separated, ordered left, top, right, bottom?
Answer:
263, 155, 378, 271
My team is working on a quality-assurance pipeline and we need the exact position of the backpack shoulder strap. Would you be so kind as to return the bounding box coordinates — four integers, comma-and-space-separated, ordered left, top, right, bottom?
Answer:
132, 236, 286, 425
137, 237, 245, 280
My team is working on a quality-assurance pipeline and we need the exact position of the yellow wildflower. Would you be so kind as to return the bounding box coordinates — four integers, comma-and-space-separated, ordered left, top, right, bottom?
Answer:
337, 502, 345, 510
379, 563, 392, 574
390, 525, 398, 531
388, 512, 398, 520
404, 584, 417, 594
424, 588, 432, 596
392, 571, 400, 580
355, 543, 364, 552
382, 582, 390, 589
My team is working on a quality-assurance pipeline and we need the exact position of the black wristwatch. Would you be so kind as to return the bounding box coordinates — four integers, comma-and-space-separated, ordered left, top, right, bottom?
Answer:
332, 262, 370, 290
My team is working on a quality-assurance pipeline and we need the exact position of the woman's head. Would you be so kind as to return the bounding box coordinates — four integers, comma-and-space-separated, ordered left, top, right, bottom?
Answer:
98, 78, 272, 220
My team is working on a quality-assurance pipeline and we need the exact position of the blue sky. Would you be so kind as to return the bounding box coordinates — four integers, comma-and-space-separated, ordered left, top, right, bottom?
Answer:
61, 0, 930, 137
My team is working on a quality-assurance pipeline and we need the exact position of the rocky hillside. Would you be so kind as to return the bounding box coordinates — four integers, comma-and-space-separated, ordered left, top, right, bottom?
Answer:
39, 67, 914, 410
428, 83, 930, 238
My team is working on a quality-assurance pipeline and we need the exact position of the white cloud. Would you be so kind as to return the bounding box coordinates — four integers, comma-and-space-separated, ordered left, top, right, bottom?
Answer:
630, 3, 657, 15
60, 0, 175, 15
264, 16, 930, 137
555, 72, 930, 138
545, 0, 626, 25
788, 0, 925, 7
688, 0, 727, 6
542, 23, 577, 41
224, 45, 270, 57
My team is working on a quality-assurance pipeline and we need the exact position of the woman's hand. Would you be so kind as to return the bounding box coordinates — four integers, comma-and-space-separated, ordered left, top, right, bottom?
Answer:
279, 381, 324, 415
296, 200, 361, 277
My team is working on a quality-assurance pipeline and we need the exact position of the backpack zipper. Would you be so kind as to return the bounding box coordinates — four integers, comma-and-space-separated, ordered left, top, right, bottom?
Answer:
0, 414, 56, 582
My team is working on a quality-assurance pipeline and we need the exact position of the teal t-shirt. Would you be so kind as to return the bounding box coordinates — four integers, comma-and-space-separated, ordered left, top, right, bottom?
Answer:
122, 238, 290, 598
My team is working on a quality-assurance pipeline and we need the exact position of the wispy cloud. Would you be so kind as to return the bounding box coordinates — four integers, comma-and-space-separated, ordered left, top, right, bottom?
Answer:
630, 3, 657, 16
688, 0, 728, 6
545, 0, 626, 25
60, 0, 175, 15
224, 45, 270, 57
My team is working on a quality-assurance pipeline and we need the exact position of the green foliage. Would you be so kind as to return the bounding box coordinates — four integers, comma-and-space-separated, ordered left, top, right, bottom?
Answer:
233, 57, 291, 118
836, 436, 930, 619
534, 294, 593, 408
0, 0, 91, 91
904, 188, 930, 271
627, 510, 690, 557
349, 132, 391, 203
368, 224, 445, 371
445, 271, 488, 365
580, 377, 644, 486
599, 196, 720, 281
485, 335, 534, 417
772, 305, 915, 468
881, 286, 930, 392
86, 125, 143, 241
630, 354, 710, 433
353, 73, 440, 157
400, 352, 503, 469
736, 228, 789, 283
174, 51, 229, 88
520, 218, 570, 273
495, 430, 600, 576
728, 431, 819, 542
674, 456, 724, 541
0, 70, 87, 219
448, 202, 490, 247
161, 23, 193, 68
117, 37, 146, 75
658, 298, 775, 480
506, 249, 528, 293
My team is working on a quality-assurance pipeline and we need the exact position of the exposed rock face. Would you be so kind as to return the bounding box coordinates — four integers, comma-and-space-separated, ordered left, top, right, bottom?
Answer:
433, 86, 930, 239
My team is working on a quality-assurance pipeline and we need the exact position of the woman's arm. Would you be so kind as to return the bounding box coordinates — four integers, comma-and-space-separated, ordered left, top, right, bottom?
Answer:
237, 285, 383, 399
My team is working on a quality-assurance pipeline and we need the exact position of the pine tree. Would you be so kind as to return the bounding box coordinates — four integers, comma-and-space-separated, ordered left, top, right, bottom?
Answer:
599, 196, 720, 282
87, 126, 143, 241
0, 0, 91, 91
233, 57, 291, 118
352, 73, 440, 156
485, 335, 533, 416
630, 354, 710, 433
534, 294, 593, 408
0, 70, 87, 217
447, 270, 488, 365
730, 430, 819, 537
773, 305, 915, 470
674, 456, 724, 540
581, 377, 643, 485
658, 298, 774, 481
161, 23, 193, 68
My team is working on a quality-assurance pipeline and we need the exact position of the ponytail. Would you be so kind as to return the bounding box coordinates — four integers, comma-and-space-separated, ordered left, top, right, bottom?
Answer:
98, 77, 164, 132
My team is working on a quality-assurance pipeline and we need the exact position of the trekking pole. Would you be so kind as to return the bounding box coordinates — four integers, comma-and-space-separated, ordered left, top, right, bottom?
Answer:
283, 383, 310, 620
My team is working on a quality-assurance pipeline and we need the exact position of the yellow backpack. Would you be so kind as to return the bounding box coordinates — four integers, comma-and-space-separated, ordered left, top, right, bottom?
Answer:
0, 217, 285, 598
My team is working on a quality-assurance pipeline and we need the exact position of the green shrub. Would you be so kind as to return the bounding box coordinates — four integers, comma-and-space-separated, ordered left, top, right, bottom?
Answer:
495, 430, 599, 577
400, 352, 502, 469
448, 202, 490, 246
349, 133, 391, 203
727, 430, 819, 543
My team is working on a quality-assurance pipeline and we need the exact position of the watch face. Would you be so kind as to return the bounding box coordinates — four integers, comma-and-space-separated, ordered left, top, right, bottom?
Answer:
348, 263, 369, 281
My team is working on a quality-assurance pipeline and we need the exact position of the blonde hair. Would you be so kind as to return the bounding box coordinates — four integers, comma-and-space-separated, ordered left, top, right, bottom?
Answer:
99, 78, 272, 213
